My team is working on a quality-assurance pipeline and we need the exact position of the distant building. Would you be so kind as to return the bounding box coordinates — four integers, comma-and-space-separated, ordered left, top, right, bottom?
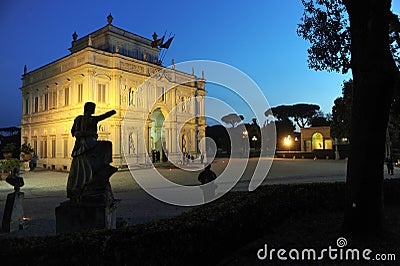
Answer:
300, 126, 333, 152
20, 14, 206, 170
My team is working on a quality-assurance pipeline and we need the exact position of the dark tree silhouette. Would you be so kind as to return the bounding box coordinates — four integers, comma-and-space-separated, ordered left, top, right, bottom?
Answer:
221, 113, 244, 128
275, 118, 296, 150
332, 79, 400, 157
291, 103, 321, 128
298, 0, 400, 235
267, 103, 320, 128
310, 110, 332, 127
245, 118, 261, 150
205, 125, 230, 154
0, 127, 21, 159
330, 79, 352, 139
0, 127, 20, 137
388, 95, 400, 157
265, 107, 296, 150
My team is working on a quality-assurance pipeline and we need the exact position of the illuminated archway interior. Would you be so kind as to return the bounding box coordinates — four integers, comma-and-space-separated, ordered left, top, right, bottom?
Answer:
150, 108, 165, 160
312, 132, 324, 150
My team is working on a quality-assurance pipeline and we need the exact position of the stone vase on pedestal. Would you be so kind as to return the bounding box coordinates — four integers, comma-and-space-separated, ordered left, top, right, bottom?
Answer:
2, 174, 25, 233
2, 191, 24, 232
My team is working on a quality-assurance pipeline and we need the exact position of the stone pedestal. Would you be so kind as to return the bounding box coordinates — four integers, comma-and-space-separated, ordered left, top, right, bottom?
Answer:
55, 199, 119, 234
2, 191, 24, 232
58, 131, 119, 233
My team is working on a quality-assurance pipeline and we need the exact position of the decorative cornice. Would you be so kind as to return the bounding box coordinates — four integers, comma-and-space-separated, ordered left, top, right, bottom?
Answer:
21, 48, 203, 90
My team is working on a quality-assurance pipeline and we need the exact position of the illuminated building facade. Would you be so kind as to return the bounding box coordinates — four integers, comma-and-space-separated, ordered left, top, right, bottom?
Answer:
20, 14, 206, 170
300, 126, 333, 152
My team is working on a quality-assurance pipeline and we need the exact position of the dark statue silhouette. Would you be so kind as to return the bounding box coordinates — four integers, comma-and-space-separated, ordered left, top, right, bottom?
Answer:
56, 102, 119, 233
67, 102, 117, 203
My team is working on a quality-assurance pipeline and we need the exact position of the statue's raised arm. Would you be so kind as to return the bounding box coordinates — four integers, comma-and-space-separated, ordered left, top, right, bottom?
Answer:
94, 109, 117, 122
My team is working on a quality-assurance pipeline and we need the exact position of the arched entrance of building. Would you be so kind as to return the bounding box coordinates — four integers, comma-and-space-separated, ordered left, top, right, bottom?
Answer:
150, 108, 166, 162
312, 132, 324, 150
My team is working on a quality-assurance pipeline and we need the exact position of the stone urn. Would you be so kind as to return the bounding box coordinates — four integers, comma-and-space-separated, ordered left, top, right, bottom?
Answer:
21, 153, 32, 162
0, 171, 10, 181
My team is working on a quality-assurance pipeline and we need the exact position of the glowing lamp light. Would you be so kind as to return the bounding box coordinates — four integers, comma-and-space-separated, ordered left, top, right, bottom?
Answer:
283, 135, 292, 147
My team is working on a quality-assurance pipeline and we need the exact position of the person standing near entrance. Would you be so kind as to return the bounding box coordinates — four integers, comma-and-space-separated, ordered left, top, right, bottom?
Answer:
198, 164, 218, 202
387, 157, 394, 175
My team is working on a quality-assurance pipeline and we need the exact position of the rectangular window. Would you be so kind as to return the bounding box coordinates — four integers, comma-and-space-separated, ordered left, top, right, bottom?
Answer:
78, 84, 83, 103
64, 87, 69, 106
44, 139, 47, 158
33, 139, 38, 156
97, 84, 106, 103
44, 93, 48, 110
54, 92, 57, 108
41, 139, 47, 158
51, 139, 56, 158
40, 141, 43, 158
63, 139, 68, 158
49, 91, 57, 109
34, 97, 39, 113
49, 93, 53, 109
25, 98, 29, 114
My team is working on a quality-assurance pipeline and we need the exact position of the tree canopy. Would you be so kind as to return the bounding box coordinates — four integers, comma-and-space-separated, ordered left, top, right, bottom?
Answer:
330, 79, 352, 139
221, 113, 244, 128
309, 110, 332, 127
0, 126, 20, 137
298, 0, 400, 72
297, 0, 351, 74
266, 103, 320, 128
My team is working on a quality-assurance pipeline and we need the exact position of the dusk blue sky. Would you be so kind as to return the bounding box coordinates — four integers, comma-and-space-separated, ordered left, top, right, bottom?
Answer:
1, 1, 399, 128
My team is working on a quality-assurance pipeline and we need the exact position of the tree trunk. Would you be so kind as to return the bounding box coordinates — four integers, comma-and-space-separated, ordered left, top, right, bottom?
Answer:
343, 0, 397, 236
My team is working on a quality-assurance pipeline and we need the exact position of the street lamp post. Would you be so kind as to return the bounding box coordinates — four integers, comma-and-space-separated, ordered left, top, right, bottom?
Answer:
252, 135, 258, 149
242, 130, 248, 156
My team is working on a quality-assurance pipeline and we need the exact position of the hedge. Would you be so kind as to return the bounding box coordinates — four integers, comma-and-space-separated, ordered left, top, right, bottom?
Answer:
0, 180, 399, 265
